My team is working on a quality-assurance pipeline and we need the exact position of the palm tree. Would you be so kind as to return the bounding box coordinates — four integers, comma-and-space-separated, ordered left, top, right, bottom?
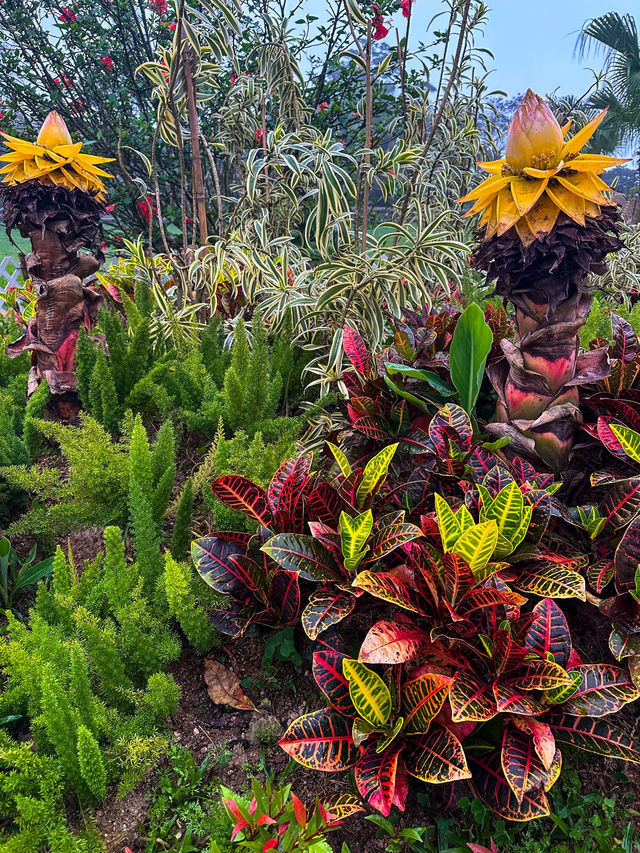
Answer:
578, 12, 640, 205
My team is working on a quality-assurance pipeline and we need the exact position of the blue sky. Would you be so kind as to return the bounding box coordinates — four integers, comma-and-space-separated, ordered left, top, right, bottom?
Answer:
475, 1, 634, 97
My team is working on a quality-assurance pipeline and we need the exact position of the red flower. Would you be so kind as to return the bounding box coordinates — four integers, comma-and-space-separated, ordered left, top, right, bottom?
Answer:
59, 7, 77, 23
100, 56, 114, 71
371, 4, 389, 39
149, 0, 168, 13
138, 196, 155, 222
0, 113, 4, 122
105, 204, 116, 213
168, 21, 177, 31
54, 74, 73, 89
230, 72, 237, 84
256, 128, 263, 143
317, 101, 329, 112
400, 0, 413, 17
72, 98, 84, 114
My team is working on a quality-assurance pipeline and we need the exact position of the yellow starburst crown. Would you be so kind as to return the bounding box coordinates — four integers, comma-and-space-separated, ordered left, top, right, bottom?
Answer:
458, 89, 629, 246
0, 111, 114, 200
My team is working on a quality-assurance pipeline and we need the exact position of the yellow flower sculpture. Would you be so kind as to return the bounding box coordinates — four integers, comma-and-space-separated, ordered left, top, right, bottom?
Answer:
0, 111, 114, 199
459, 89, 628, 246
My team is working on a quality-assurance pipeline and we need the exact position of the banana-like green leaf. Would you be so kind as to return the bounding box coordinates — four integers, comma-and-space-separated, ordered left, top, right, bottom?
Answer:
449, 302, 492, 415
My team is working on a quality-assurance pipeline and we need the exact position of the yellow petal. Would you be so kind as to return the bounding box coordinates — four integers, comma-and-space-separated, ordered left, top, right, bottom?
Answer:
525, 193, 560, 237
584, 200, 601, 218
523, 164, 563, 179
555, 173, 609, 206
515, 215, 537, 247
75, 153, 115, 166
458, 175, 512, 203
561, 119, 572, 137
510, 176, 548, 215
477, 158, 506, 174
484, 199, 499, 240
53, 142, 83, 157
561, 108, 607, 157
495, 187, 522, 236
568, 154, 631, 171
545, 182, 586, 225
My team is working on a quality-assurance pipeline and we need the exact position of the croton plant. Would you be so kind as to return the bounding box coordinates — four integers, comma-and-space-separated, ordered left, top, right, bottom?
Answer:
191, 92, 640, 824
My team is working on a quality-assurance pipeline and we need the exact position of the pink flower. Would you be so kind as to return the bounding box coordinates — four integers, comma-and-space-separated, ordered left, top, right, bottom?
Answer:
59, 7, 77, 23
149, 0, 168, 13
0, 113, 4, 122
138, 196, 155, 222
168, 21, 177, 31
105, 203, 116, 213
317, 101, 329, 112
371, 4, 389, 39
72, 98, 84, 114
230, 72, 237, 84
400, 0, 413, 17
100, 55, 114, 71
256, 128, 263, 143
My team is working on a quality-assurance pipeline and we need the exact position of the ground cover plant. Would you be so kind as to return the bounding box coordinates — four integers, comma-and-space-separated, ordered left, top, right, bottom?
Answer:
1, 0, 640, 851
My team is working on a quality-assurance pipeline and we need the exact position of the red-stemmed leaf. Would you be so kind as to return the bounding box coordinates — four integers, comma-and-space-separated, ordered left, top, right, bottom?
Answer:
546, 712, 640, 762
405, 724, 471, 783
524, 598, 572, 669
458, 587, 527, 616
469, 750, 550, 821
511, 716, 556, 770
559, 664, 640, 716
358, 619, 428, 665
301, 587, 356, 640
352, 417, 389, 442
312, 651, 356, 717
211, 476, 273, 526
354, 741, 403, 817
596, 416, 628, 461
279, 709, 356, 771
587, 559, 615, 594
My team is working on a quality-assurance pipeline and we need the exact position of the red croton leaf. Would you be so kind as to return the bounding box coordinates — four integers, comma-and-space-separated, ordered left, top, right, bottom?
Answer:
270, 569, 301, 625
343, 325, 371, 377
469, 749, 550, 821
267, 454, 312, 517
312, 650, 355, 716
511, 716, 556, 770
524, 598, 572, 669
404, 723, 471, 783
302, 587, 356, 640
402, 671, 453, 735
546, 712, 640, 763
615, 515, 640, 591
449, 671, 498, 723
358, 619, 428, 665
308, 483, 341, 526
192, 537, 261, 597
211, 475, 273, 526
559, 664, 640, 716
279, 709, 356, 771
262, 533, 343, 581
354, 741, 404, 816
501, 722, 561, 804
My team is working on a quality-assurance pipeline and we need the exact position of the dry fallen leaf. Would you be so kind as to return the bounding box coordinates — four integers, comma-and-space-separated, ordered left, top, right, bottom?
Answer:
204, 659, 257, 711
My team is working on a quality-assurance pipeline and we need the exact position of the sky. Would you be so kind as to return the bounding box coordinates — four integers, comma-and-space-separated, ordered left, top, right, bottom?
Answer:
476, 1, 634, 98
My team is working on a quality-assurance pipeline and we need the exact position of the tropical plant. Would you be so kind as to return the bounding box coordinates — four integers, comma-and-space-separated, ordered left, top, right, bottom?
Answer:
1, 111, 113, 405
279, 494, 640, 821
0, 535, 54, 613
460, 89, 628, 471
215, 778, 362, 853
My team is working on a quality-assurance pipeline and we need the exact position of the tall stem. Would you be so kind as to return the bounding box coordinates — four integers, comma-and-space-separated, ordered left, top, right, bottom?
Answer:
361, 22, 373, 254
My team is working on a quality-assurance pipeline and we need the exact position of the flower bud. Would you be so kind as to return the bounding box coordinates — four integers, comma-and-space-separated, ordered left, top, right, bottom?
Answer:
505, 89, 564, 171
37, 111, 72, 149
